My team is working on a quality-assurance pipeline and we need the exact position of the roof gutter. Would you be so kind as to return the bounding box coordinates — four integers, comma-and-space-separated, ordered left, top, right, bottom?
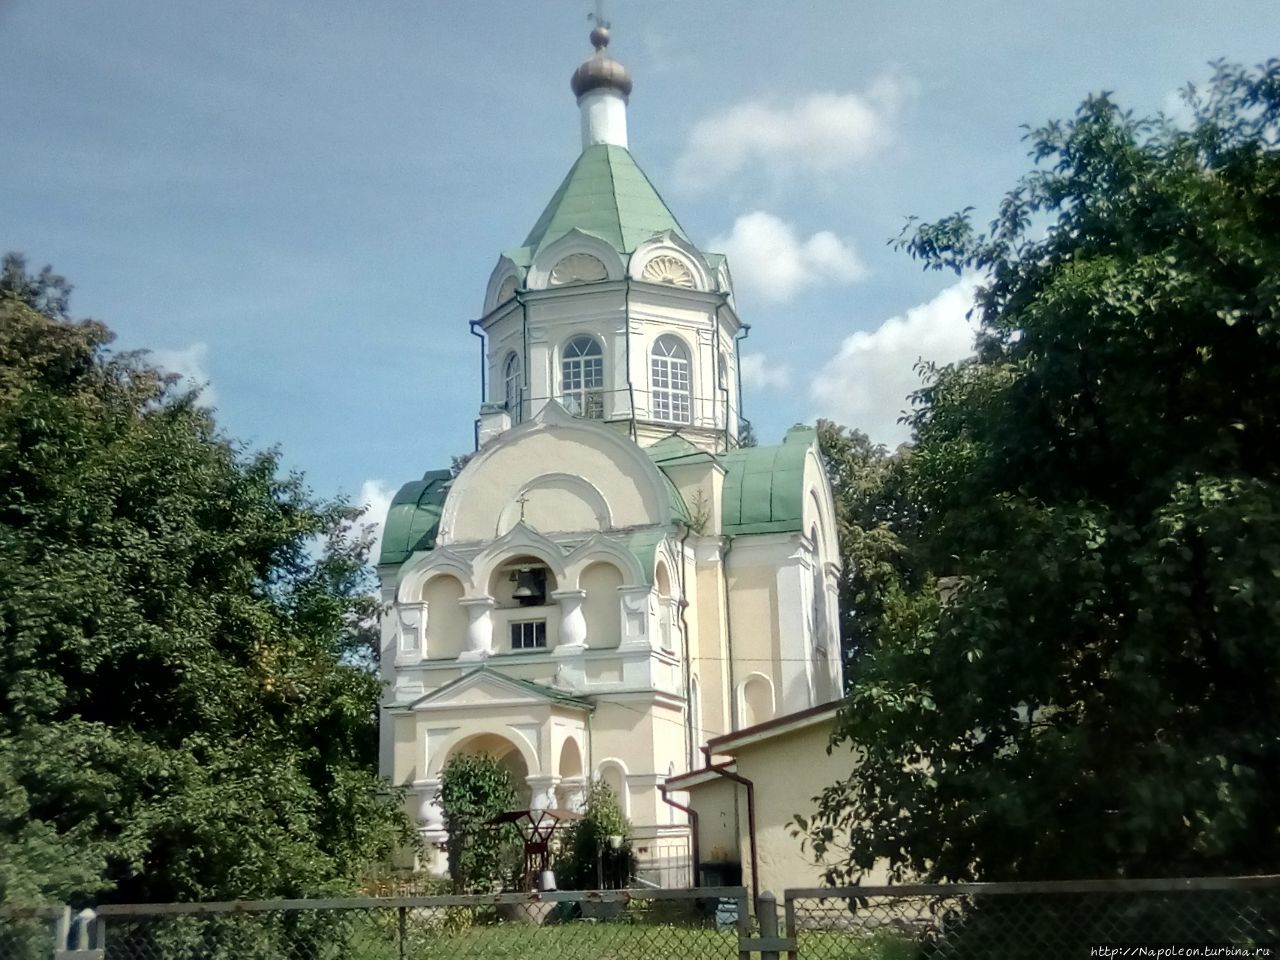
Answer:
702, 744, 759, 913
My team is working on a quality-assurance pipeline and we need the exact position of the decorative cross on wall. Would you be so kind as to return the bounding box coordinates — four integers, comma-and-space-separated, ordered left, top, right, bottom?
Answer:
516, 493, 530, 522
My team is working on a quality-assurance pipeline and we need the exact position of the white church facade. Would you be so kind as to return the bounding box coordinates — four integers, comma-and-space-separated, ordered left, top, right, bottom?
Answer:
376, 24, 844, 878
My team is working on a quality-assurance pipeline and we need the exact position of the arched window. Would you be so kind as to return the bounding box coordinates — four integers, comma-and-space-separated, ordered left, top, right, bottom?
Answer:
651, 336, 691, 424
561, 336, 604, 418
504, 352, 522, 423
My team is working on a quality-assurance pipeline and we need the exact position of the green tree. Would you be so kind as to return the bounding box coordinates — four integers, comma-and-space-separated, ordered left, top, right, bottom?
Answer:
0, 256, 414, 904
555, 779, 635, 890
438, 753, 519, 893
803, 61, 1280, 883
816, 420, 923, 673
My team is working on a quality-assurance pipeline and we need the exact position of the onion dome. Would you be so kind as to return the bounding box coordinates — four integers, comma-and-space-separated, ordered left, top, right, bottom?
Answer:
570, 25, 633, 99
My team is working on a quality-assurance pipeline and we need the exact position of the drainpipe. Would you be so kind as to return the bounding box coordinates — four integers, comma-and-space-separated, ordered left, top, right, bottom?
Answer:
702, 745, 759, 913
722, 534, 739, 730
468, 318, 486, 451
623, 278, 637, 443
713, 294, 731, 453
675, 522, 694, 770
733, 323, 750, 446
585, 705, 594, 803
659, 781, 700, 888
520, 292, 530, 423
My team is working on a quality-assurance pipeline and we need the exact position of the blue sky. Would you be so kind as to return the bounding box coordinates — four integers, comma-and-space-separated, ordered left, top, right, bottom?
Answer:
4, 0, 1278, 530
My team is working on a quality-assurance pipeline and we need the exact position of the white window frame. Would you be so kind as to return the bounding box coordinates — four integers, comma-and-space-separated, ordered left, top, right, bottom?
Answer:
510, 619, 547, 651
561, 336, 604, 418
651, 335, 691, 424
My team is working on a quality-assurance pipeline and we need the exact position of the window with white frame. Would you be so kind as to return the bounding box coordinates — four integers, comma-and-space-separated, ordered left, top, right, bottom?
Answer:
561, 336, 604, 418
510, 619, 547, 650
504, 352, 522, 423
651, 335, 691, 424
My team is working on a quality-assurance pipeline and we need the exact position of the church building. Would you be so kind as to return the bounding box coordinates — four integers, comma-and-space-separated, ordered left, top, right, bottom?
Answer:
376, 23, 844, 880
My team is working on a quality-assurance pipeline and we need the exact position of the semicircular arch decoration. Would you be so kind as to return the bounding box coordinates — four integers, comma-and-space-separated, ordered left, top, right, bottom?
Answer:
641, 254, 695, 288
550, 253, 609, 286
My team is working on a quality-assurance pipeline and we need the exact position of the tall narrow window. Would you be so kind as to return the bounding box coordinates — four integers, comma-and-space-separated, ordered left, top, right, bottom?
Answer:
561, 336, 604, 418
504, 352, 522, 423
651, 335, 691, 424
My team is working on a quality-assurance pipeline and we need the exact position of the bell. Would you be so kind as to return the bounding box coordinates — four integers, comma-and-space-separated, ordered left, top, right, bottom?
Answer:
511, 568, 539, 600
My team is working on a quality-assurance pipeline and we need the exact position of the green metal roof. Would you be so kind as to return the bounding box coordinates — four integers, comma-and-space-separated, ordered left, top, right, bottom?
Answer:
511, 144, 689, 260
719, 426, 817, 536
646, 435, 705, 464
378, 469, 452, 566
619, 529, 670, 585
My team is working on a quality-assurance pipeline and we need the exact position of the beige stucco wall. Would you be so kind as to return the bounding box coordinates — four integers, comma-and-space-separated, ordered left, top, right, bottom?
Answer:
691, 541, 732, 744
725, 561, 780, 722
691, 776, 739, 866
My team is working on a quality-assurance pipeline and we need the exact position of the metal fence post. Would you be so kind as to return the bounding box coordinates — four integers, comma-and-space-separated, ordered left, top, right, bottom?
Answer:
397, 905, 406, 960
736, 889, 752, 960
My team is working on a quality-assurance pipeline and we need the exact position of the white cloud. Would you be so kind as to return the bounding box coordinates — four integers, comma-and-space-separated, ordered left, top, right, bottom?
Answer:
711, 211, 866, 302
356, 478, 396, 564
676, 77, 911, 190
150, 342, 216, 407
740, 352, 791, 390
810, 276, 982, 447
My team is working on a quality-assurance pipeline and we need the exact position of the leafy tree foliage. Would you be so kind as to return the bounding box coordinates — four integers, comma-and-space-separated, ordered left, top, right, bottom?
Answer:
438, 753, 519, 893
803, 62, 1280, 883
816, 421, 922, 672
0, 255, 414, 904
555, 779, 635, 890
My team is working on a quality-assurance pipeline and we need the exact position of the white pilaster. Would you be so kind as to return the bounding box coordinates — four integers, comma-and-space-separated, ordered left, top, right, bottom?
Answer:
414, 777, 444, 830
396, 601, 427, 665
552, 589, 588, 653
458, 596, 496, 660
526, 775, 560, 811
618, 585, 652, 651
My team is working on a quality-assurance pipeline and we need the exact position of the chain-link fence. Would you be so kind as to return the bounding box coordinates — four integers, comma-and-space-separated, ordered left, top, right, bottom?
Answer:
86, 887, 747, 960
0, 905, 66, 960
785, 876, 1280, 960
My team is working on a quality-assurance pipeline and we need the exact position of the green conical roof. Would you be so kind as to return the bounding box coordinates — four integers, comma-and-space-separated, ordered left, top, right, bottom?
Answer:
514, 144, 688, 260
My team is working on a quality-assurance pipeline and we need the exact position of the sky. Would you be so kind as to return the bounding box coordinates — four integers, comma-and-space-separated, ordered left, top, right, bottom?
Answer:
3, 0, 1278, 536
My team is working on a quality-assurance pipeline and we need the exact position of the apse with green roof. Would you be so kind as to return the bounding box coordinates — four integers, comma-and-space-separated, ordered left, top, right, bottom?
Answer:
376, 20, 846, 880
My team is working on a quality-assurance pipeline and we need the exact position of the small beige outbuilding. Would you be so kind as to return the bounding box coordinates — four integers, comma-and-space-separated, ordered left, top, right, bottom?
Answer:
669, 703, 881, 899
